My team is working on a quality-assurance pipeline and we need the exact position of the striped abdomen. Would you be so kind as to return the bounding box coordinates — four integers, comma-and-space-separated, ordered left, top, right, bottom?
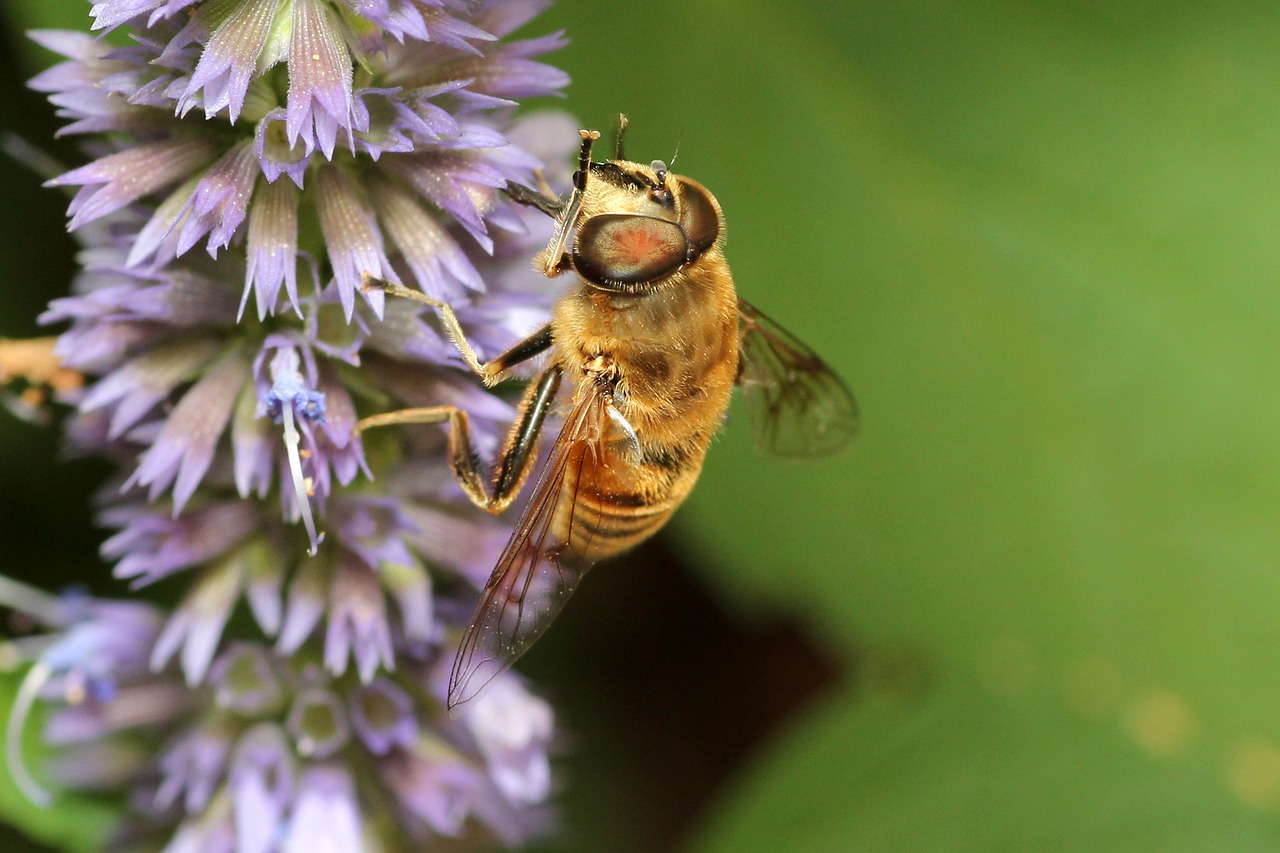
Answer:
556, 420, 712, 563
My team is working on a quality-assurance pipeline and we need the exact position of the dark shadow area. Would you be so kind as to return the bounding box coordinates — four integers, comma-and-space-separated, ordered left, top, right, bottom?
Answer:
0, 825, 59, 853
0, 21, 110, 853
0, 11, 112, 598
522, 533, 847, 853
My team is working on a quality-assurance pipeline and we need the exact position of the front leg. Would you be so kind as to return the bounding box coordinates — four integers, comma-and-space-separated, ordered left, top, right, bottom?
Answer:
358, 364, 563, 515
505, 179, 565, 218
364, 278, 553, 385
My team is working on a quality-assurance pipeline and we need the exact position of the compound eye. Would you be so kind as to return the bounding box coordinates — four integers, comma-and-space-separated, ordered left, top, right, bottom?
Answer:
676, 178, 721, 259
572, 214, 689, 286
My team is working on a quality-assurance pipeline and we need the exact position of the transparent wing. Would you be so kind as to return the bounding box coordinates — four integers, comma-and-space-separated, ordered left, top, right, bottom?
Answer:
737, 298, 860, 457
448, 387, 608, 710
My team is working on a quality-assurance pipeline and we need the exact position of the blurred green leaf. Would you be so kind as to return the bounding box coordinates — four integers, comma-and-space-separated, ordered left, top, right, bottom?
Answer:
0, 674, 116, 852
691, 680, 1277, 852
541, 0, 1280, 848
2, 0, 95, 70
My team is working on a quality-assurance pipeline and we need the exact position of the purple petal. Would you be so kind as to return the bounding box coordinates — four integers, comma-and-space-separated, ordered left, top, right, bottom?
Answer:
155, 723, 231, 813
379, 557, 432, 642
399, 503, 507, 589
230, 723, 295, 853
244, 540, 286, 636
371, 174, 482, 298
283, 766, 363, 853
105, 501, 259, 586
314, 164, 399, 319
243, 177, 300, 319
125, 349, 250, 514
150, 555, 244, 685
44, 742, 145, 792
314, 363, 356, 449
232, 383, 274, 499
127, 175, 200, 268
464, 676, 553, 803
48, 138, 218, 231
89, 0, 167, 32
349, 678, 417, 755
255, 109, 311, 188
471, 0, 554, 39
386, 152, 508, 250
384, 749, 481, 837
179, 0, 281, 121
277, 557, 327, 653
324, 559, 393, 682
44, 682, 196, 745
287, 0, 355, 159
175, 140, 259, 258
80, 338, 221, 439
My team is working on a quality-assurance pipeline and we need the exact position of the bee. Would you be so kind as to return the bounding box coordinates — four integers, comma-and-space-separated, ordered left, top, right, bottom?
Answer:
360, 121, 858, 709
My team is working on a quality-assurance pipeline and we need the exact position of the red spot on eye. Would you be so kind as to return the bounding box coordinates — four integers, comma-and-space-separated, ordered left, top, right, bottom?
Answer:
604, 221, 681, 275
574, 214, 687, 284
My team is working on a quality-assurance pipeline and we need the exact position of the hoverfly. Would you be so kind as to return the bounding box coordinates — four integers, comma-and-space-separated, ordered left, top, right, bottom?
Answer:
360, 121, 858, 710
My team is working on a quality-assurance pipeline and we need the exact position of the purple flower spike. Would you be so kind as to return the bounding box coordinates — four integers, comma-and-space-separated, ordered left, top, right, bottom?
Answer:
25, 0, 571, 846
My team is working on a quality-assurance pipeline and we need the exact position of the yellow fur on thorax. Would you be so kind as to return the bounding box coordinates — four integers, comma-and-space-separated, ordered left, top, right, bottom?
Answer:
547, 255, 739, 548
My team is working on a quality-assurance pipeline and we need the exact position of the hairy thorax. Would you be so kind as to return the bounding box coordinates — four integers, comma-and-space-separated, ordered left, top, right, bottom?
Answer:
551, 257, 739, 514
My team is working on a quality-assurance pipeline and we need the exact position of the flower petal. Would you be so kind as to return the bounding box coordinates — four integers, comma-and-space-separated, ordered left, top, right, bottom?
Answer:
287, 0, 355, 159
179, 0, 283, 121
125, 349, 250, 514
48, 138, 217, 231
315, 164, 399, 319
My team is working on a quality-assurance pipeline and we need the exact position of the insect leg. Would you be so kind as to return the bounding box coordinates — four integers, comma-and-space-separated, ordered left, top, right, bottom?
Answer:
365, 280, 552, 385
486, 323, 553, 379
540, 130, 600, 276
573, 129, 600, 191
505, 180, 565, 218
614, 113, 629, 160
358, 364, 563, 515
492, 362, 563, 503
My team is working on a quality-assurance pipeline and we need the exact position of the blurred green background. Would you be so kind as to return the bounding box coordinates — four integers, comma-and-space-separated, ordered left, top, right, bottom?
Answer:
5, 0, 1280, 850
